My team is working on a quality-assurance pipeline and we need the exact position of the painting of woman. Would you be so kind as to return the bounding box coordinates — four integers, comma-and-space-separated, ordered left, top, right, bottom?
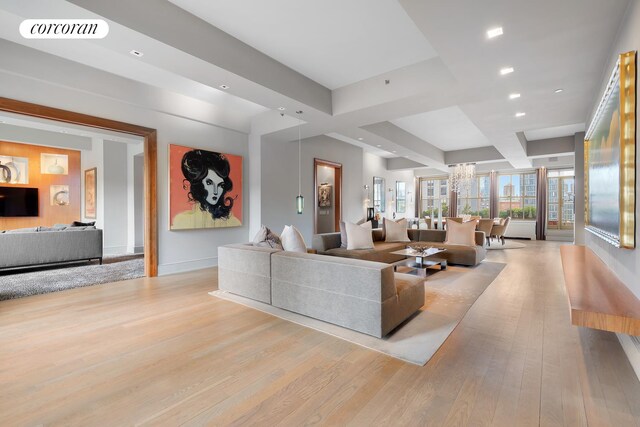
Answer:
170, 145, 243, 230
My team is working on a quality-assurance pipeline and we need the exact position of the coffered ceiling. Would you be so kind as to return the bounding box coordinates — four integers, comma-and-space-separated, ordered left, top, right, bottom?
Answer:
0, 0, 631, 172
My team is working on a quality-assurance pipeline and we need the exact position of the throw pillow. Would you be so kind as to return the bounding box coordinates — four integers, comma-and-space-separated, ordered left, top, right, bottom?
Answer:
444, 219, 476, 246
345, 221, 374, 250
339, 221, 348, 248
252, 225, 283, 250
72, 221, 96, 227
384, 218, 410, 243
281, 225, 307, 253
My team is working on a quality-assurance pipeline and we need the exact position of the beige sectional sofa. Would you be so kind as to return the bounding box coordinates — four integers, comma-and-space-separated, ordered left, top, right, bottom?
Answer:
217, 243, 425, 338
312, 228, 486, 266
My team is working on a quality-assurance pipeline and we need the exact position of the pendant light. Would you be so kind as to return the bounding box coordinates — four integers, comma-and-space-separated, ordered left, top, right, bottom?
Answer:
296, 110, 304, 214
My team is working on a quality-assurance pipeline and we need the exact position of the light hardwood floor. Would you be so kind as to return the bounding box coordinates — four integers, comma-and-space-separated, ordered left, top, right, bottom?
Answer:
1, 241, 640, 426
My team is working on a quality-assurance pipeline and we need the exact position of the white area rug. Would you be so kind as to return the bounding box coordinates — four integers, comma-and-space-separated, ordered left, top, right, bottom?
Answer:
0, 255, 144, 300
486, 240, 527, 250
210, 261, 505, 366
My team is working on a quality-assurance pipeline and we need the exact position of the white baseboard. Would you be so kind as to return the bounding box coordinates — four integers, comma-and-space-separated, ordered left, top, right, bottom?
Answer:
103, 245, 129, 256
618, 333, 640, 382
158, 256, 218, 276
127, 245, 144, 254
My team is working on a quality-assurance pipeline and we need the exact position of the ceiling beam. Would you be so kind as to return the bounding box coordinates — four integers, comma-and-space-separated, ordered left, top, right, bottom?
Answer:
444, 146, 504, 165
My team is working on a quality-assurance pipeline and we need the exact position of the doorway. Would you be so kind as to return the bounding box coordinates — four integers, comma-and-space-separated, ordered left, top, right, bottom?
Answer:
547, 170, 575, 241
0, 97, 158, 276
314, 158, 342, 234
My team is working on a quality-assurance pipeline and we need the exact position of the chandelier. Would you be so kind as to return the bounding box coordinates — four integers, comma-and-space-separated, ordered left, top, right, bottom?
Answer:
449, 163, 476, 194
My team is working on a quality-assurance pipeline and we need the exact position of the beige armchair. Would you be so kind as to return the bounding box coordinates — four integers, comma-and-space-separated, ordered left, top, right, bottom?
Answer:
476, 219, 495, 246
491, 217, 511, 245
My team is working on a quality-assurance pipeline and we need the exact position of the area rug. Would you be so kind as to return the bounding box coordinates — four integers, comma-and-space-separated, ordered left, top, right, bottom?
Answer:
0, 255, 144, 301
210, 261, 505, 366
486, 240, 526, 250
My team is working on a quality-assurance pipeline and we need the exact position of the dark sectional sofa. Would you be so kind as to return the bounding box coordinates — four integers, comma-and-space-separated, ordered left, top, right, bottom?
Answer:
312, 228, 486, 266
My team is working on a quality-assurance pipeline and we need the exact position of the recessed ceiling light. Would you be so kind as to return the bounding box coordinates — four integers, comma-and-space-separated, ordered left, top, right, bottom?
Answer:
554, 88, 564, 93
357, 137, 363, 141
509, 93, 521, 99
515, 112, 526, 117
219, 84, 230, 90
129, 49, 143, 57
487, 27, 503, 39
376, 144, 381, 147
60, 130, 68, 133
392, 150, 397, 153
277, 107, 286, 111
500, 67, 514, 75
404, 155, 410, 158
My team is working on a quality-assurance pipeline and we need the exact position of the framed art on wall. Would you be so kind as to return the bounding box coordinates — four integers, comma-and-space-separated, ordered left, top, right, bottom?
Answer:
169, 144, 243, 230
50, 185, 69, 206
41, 153, 68, 175
584, 50, 636, 248
84, 167, 97, 219
0, 155, 29, 184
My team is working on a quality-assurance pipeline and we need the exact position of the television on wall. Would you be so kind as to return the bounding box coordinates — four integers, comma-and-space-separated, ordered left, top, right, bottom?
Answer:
0, 187, 39, 217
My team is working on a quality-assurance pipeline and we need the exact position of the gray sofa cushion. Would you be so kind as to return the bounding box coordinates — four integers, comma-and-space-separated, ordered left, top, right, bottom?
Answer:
0, 229, 103, 268
4, 227, 39, 234
271, 251, 424, 337
218, 243, 280, 304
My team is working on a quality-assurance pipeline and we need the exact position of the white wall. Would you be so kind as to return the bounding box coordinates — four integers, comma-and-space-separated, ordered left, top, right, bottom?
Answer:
261, 135, 363, 244
583, 0, 640, 378
80, 138, 104, 230
363, 152, 416, 220
584, 0, 640, 299
102, 141, 129, 255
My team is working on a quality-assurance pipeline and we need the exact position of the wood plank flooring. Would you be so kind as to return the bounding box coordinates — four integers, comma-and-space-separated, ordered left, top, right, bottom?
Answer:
1, 241, 639, 426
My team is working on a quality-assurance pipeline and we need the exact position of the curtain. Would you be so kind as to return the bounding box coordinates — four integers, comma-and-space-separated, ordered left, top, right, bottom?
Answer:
449, 190, 458, 218
536, 168, 547, 240
489, 171, 499, 219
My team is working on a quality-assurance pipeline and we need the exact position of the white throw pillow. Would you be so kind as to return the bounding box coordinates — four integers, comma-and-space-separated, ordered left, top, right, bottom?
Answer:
345, 221, 374, 250
444, 219, 476, 246
280, 225, 307, 253
384, 218, 410, 243
252, 225, 283, 250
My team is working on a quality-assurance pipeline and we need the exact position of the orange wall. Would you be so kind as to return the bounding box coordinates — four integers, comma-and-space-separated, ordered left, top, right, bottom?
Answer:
0, 140, 81, 230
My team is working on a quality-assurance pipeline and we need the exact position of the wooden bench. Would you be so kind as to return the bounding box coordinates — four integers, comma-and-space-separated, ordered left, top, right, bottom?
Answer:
560, 245, 640, 336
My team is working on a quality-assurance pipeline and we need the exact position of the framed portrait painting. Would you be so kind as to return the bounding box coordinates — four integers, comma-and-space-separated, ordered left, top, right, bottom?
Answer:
584, 51, 636, 248
318, 183, 332, 207
84, 167, 97, 219
169, 144, 243, 230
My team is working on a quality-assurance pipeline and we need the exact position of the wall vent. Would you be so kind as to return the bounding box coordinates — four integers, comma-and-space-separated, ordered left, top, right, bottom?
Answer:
549, 156, 558, 162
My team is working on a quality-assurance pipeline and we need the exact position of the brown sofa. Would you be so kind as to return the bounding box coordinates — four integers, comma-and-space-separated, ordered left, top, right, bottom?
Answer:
312, 228, 486, 266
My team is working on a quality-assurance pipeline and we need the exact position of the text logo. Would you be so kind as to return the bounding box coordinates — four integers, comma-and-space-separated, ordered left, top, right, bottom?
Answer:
19, 19, 109, 39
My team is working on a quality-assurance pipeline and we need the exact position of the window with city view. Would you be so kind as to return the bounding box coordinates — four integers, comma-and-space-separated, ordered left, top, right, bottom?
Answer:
456, 175, 490, 218
499, 172, 537, 220
419, 177, 449, 218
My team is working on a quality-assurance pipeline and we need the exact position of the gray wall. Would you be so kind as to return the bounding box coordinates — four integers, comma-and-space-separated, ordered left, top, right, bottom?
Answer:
261, 135, 363, 244
584, 0, 640, 299
103, 141, 129, 254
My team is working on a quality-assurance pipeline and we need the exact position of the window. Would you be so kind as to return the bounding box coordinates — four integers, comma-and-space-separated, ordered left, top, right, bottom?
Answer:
456, 175, 490, 218
547, 169, 575, 230
396, 181, 406, 213
419, 177, 449, 217
373, 176, 385, 213
498, 172, 537, 220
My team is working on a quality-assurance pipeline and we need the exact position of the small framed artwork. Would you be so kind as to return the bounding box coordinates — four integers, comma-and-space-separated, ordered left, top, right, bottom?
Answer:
85, 167, 97, 219
318, 183, 332, 207
50, 185, 70, 206
0, 155, 29, 184
41, 153, 68, 175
